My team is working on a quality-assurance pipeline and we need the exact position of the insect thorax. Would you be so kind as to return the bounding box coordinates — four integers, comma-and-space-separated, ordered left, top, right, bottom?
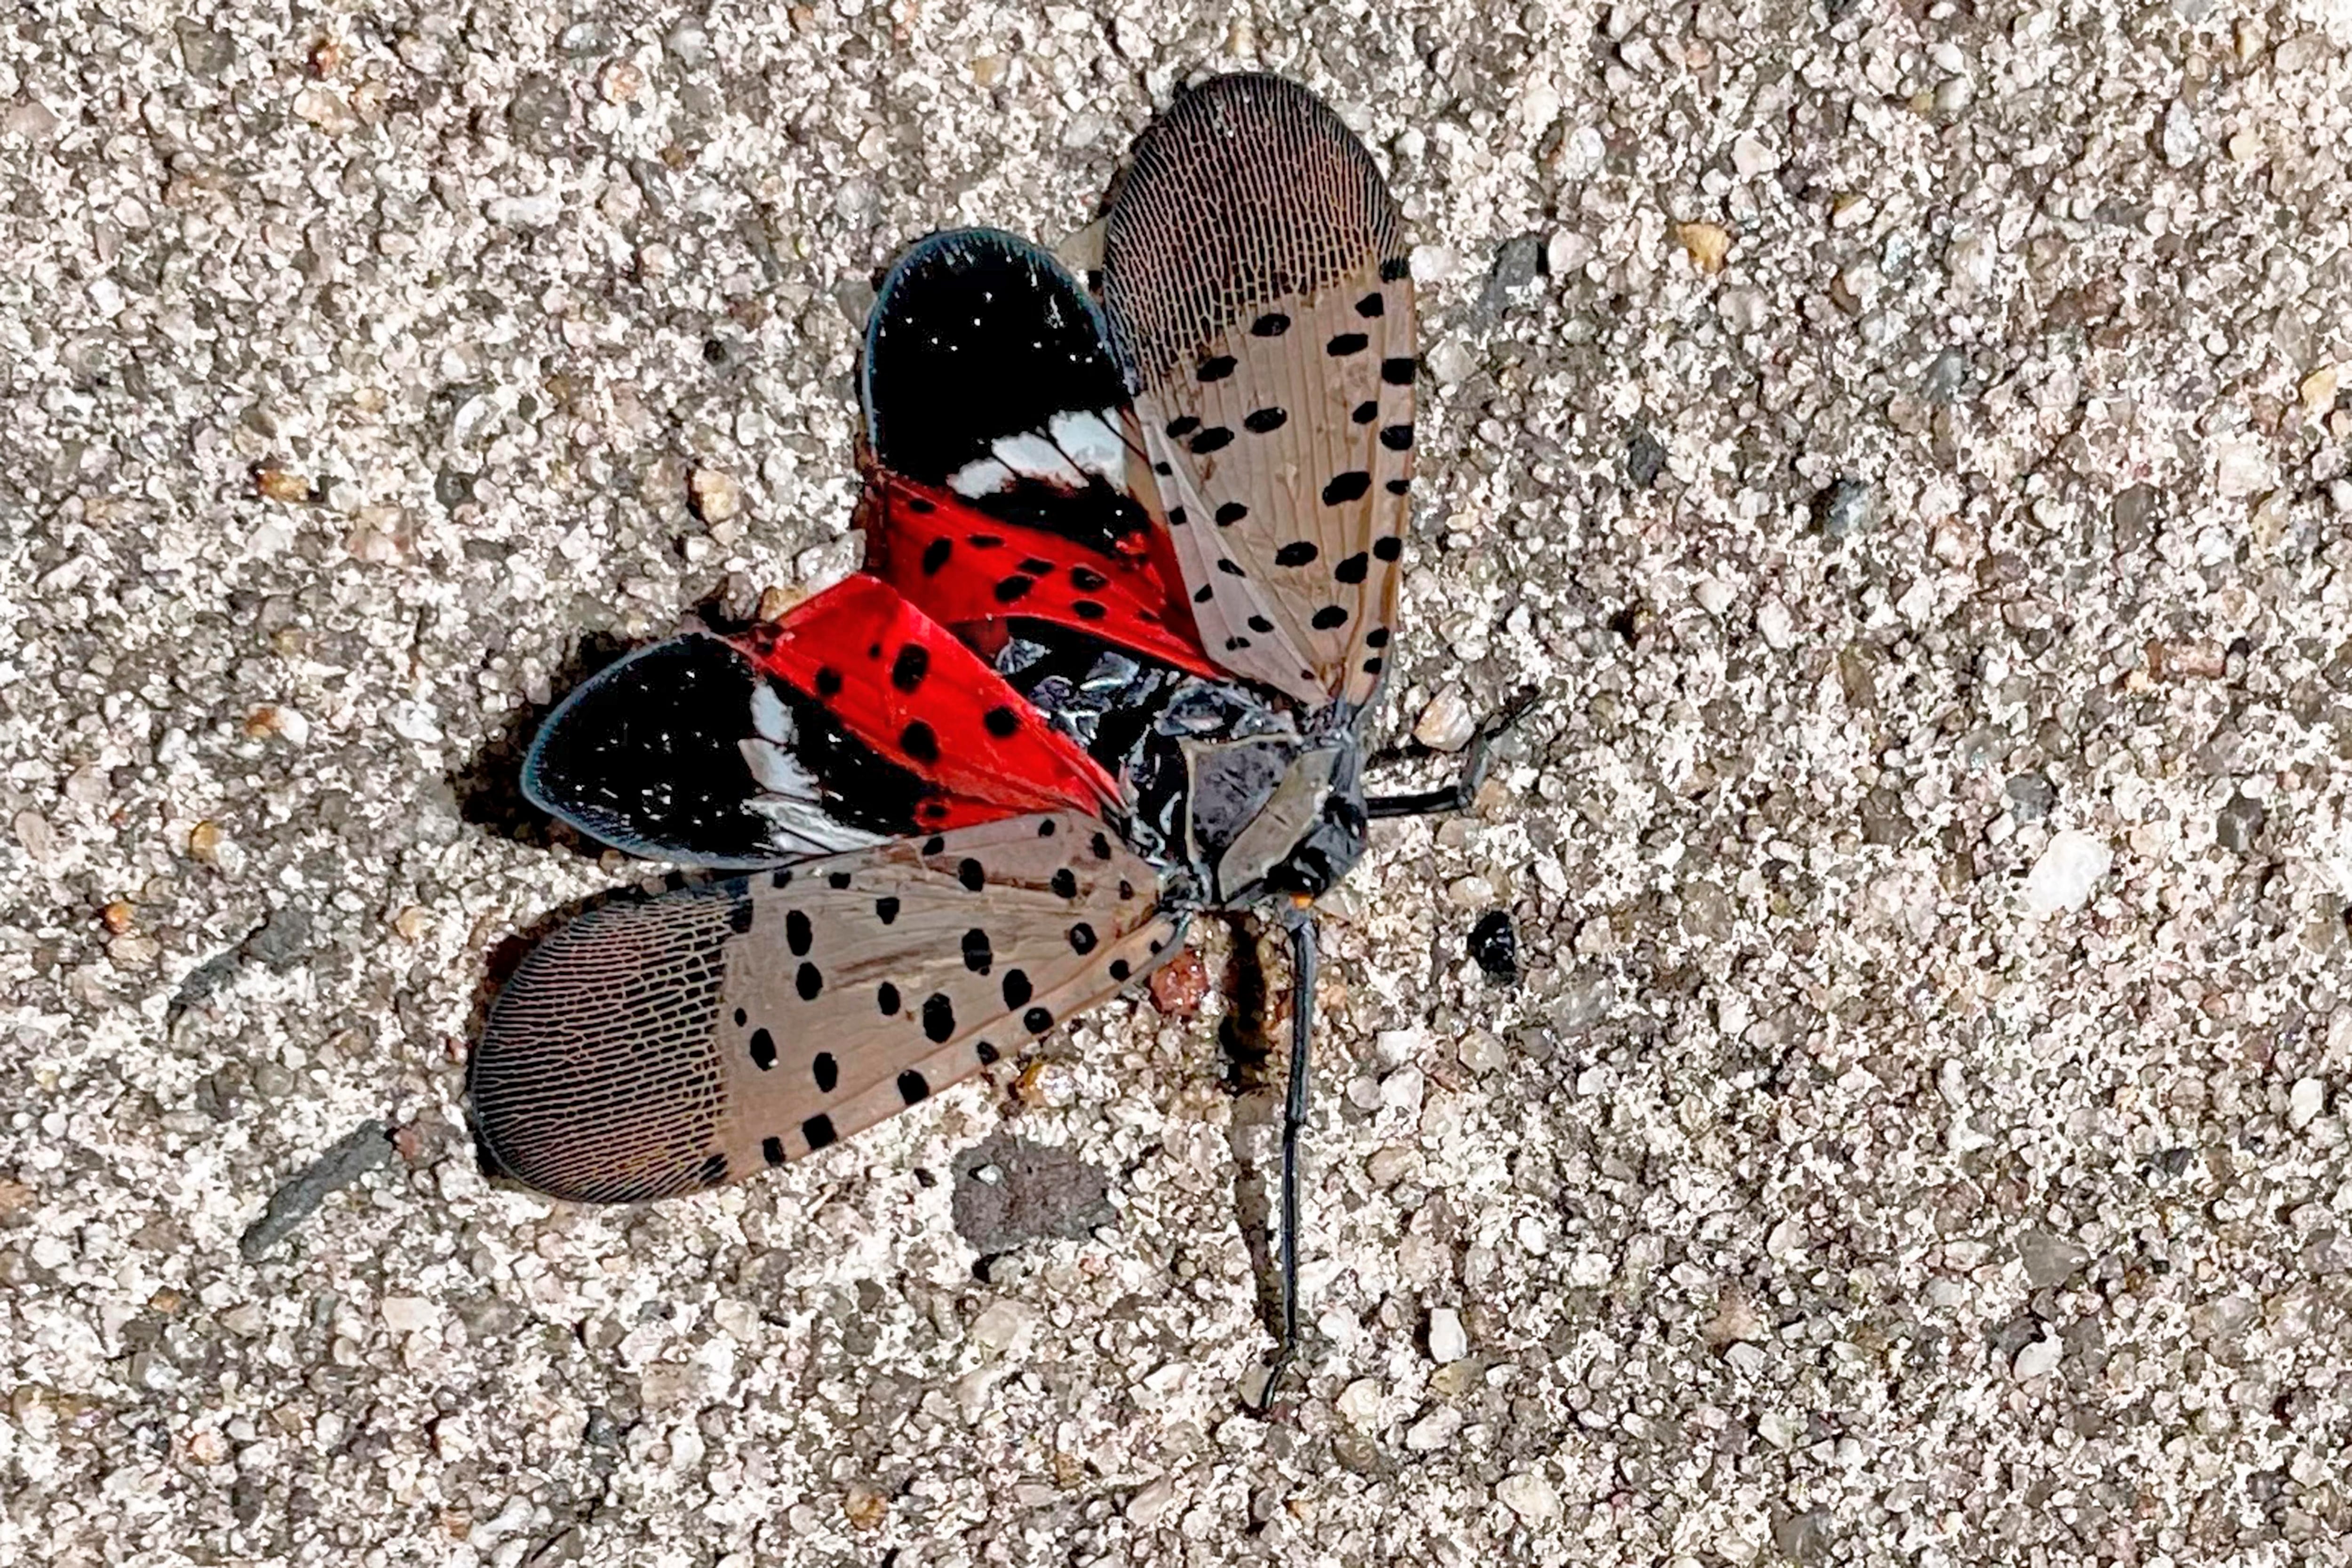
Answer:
993, 629, 1367, 909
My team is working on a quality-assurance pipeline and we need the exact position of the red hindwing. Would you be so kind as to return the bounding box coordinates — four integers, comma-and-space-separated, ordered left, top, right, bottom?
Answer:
859, 473, 1221, 681
742, 574, 1121, 822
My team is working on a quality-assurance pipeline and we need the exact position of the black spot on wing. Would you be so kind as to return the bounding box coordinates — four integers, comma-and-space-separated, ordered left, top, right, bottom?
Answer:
1322, 471, 1372, 505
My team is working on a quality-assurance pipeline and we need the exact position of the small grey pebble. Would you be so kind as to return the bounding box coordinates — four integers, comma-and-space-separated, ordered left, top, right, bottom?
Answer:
1475, 233, 1546, 321
2006, 772, 2057, 822
1624, 428, 1667, 490
1773, 1506, 1833, 1566
1921, 347, 1970, 403
2217, 793, 2265, 853
1813, 478, 1878, 540
2016, 1228, 2091, 1289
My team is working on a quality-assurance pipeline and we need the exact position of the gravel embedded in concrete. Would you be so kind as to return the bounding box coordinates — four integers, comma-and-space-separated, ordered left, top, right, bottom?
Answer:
5, 2, 2352, 1564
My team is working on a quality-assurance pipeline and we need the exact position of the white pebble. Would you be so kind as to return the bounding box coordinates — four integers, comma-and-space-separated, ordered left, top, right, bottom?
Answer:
380, 1297, 437, 1335
1458, 1030, 1507, 1073
1428, 1307, 1469, 1364
485, 187, 564, 228
1446, 875, 1495, 910
2288, 1077, 2325, 1131
2013, 1334, 2062, 1380
1126, 1475, 1179, 1528
1335, 1377, 1384, 1423
2212, 435, 2273, 499
1729, 132, 1777, 178
1410, 244, 1464, 284
1403, 1405, 1462, 1450
2023, 831, 2112, 915
1413, 692, 1477, 751
1546, 231, 1593, 276
1495, 1470, 1559, 1522
1716, 286, 1767, 334
1425, 339, 1477, 386
969, 1299, 1037, 1354
2160, 99, 2200, 167
1755, 598, 1796, 650
1375, 1026, 1429, 1068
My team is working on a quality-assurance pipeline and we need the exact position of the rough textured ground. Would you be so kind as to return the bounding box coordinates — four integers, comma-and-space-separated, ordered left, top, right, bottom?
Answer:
6, 1, 2352, 1564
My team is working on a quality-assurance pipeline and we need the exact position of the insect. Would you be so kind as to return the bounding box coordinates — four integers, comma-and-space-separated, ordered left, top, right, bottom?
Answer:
472, 74, 1514, 1400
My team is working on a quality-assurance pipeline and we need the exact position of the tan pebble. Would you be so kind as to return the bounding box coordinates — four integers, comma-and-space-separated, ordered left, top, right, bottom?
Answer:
2145, 639, 2226, 681
1705, 1285, 1766, 1347
108, 933, 161, 965
308, 37, 345, 77
1412, 692, 1476, 752
1012, 1060, 1075, 1107
254, 468, 310, 502
393, 907, 430, 942
1675, 221, 1731, 274
185, 1429, 231, 1466
689, 467, 744, 524
243, 706, 284, 739
2300, 364, 2339, 417
842, 1483, 887, 1531
755, 585, 798, 623
101, 900, 135, 935
290, 86, 351, 133
599, 60, 645, 103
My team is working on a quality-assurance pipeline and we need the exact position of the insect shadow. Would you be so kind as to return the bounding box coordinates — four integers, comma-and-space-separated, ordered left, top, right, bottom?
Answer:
452, 582, 769, 853
449, 628, 639, 854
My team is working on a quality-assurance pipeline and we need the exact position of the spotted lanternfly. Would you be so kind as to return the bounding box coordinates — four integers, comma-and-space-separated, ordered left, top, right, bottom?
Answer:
473, 75, 1510, 1400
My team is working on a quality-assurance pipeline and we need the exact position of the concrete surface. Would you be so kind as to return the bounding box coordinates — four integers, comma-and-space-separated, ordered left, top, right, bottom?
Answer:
6, 1, 2352, 1564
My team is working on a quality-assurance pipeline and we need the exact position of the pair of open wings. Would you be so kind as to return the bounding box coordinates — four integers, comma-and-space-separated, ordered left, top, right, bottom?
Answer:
474, 75, 1418, 1202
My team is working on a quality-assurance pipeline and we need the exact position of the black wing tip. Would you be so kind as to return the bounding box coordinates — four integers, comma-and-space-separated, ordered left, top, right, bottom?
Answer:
520, 633, 785, 869
859, 225, 1123, 486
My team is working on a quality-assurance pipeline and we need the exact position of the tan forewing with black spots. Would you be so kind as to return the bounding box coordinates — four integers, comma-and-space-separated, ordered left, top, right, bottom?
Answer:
1101, 73, 1415, 708
473, 811, 1174, 1202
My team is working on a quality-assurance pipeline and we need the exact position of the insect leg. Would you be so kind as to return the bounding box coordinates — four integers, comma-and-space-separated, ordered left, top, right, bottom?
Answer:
1255, 906, 1318, 1411
1365, 689, 1539, 820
